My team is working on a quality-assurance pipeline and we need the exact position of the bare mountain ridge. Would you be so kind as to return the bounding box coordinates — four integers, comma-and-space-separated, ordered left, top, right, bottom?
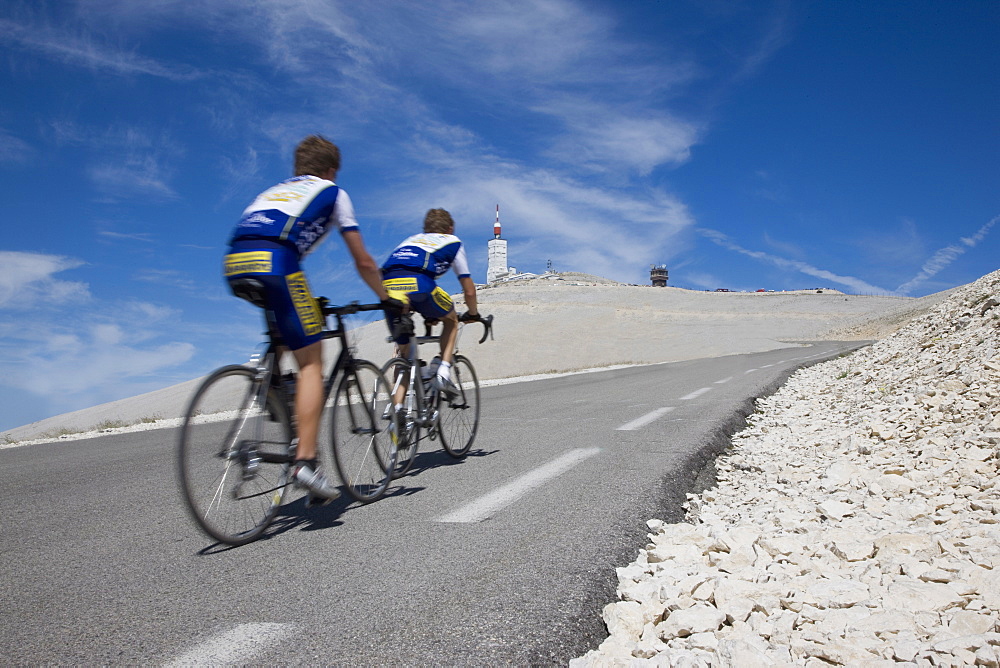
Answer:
2, 276, 954, 443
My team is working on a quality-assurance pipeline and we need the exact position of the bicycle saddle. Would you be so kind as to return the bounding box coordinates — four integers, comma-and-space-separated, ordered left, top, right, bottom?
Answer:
229, 277, 268, 308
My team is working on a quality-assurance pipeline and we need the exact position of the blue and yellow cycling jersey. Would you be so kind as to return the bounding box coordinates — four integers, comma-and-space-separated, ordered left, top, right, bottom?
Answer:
230, 175, 359, 257
381, 233, 470, 280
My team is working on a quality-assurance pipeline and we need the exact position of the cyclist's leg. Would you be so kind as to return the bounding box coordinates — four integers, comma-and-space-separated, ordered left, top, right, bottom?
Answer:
292, 341, 323, 460
382, 275, 419, 407
270, 268, 338, 501
438, 309, 458, 365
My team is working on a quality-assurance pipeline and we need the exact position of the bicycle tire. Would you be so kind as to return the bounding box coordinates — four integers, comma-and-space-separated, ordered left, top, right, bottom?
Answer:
382, 357, 421, 478
437, 354, 480, 458
178, 365, 293, 546
330, 360, 396, 502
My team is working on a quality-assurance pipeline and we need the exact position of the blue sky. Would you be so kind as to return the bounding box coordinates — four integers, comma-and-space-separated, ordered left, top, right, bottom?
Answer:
1, 0, 997, 431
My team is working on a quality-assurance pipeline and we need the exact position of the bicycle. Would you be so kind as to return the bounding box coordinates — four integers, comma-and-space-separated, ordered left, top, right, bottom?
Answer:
382, 312, 494, 477
177, 277, 397, 546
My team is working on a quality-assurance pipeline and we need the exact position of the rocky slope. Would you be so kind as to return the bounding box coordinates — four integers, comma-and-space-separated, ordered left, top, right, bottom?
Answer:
572, 269, 1000, 667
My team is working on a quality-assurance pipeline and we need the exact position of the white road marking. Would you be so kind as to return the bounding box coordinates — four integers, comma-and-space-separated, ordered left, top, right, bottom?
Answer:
165, 623, 295, 667
714, 376, 733, 384
617, 407, 676, 431
436, 448, 602, 523
744, 368, 758, 374
679, 387, 711, 401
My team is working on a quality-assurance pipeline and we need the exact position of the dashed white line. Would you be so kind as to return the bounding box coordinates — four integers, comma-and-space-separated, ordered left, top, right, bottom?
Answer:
165, 623, 295, 667
617, 407, 676, 431
714, 376, 733, 384
436, 448, 602, 523
679, 387, 712, 400
744, 368, 758, 374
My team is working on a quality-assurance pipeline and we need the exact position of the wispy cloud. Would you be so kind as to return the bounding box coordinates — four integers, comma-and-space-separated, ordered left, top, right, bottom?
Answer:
0, 127, 33, 163
98, 230, 155, 243
48, 122, 181, 200
134, 269, 200, 292
0, 251, 90, 308
895, 215, 999, 296
699, 229, 892, 294
0, 291, 197, 427
12, 331, 195, 397
0, 16, 203, 80
537, 98, 701, 175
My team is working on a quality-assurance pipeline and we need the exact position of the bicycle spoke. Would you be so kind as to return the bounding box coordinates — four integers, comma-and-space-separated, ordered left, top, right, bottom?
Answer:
178, 366, 292, 546
437, 355, 480, 458
331, 362, 395, 502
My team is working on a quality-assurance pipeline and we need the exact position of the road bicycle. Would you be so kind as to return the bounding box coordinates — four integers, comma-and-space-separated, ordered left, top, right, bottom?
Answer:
382, 312, 493, 477
177, 278, 396, 546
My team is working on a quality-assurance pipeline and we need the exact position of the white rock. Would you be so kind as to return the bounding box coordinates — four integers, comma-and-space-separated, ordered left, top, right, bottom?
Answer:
658, 606, 727, 638
575, 270, 1000, 666
884, 581, 965, 613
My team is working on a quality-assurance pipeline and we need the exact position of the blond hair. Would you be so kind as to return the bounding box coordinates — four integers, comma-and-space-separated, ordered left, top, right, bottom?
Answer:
294, 135, 341, 177
423, 208, 455, 234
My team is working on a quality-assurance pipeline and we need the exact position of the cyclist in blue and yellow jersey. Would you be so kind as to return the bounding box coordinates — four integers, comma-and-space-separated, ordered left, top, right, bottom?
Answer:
224, 135, 403, 505
382, 208, 480, 403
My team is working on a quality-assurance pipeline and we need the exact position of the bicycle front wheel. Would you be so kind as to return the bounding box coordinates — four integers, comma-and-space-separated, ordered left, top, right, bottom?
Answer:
330, 360, 396, 502
437, 354, 480, 458
177, 365, 293, 546
382, 357, 421, 478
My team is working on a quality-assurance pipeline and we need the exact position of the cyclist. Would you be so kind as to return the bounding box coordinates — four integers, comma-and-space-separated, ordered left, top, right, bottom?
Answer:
224, 135, 402, 505
381, 208, 480, 403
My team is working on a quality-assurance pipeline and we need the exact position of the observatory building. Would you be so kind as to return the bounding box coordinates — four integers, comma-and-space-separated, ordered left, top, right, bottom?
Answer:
487, 205, 510, 283
650, 264, 668, 287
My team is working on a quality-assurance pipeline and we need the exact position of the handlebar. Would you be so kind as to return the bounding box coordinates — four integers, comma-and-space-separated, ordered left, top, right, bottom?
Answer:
462, 313, 494, 344
318, 298, 386, 316
415, 312, 494, 343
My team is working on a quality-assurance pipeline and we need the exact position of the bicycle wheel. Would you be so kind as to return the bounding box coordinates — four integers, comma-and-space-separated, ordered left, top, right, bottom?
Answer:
330, 360, 396, 502
437, 354, 480, 458
178, 365, 293, 546
382, 357, 421, 478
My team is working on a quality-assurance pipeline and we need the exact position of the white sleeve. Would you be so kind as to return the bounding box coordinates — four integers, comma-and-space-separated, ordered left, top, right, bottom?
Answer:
451, 243, 471, 278
333, 189, 359, 231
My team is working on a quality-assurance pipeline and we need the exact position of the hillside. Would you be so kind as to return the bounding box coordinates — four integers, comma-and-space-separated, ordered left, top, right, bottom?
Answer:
2, 277, 952, 443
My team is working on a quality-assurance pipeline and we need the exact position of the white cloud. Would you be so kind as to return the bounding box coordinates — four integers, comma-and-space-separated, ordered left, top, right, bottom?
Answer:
0, 285, 197, 425
0, 251, 90, 308
13, 338, 195, 396
699, 229, 892, 295
47, 122, 181, 201
0, 17, 203, 80
537, 98, 701, 175
895, 216, 999, 296
372, 148, 696, 282
0, 127, 33, 163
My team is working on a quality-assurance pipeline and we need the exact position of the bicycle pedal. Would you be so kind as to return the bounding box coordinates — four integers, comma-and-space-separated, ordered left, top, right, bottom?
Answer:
242, 456, 261, 481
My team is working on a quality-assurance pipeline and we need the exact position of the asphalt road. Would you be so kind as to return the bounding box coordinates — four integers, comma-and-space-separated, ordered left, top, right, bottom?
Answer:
0, 341, 866, 666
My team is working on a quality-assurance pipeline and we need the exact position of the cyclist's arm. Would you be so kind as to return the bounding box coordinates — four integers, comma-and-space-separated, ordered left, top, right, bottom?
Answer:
459, 275, 479, 317
342, 229, 390, 301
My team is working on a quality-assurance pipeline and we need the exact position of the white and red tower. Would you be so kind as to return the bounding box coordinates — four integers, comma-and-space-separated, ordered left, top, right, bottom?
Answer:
486, 204, 509, 283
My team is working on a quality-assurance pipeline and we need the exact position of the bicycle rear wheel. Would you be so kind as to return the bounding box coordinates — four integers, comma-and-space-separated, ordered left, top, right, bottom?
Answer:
330, 360, 396, 502
437, 354, 480, 458
178, 365, 293, 546
382, 357, 421, 478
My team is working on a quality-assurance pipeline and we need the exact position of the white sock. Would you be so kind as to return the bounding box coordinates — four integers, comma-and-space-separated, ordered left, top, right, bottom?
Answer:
437, 361, 452, 381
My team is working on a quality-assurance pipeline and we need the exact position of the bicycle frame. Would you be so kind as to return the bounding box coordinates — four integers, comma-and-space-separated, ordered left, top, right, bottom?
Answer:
390, 313, 493, 429
240, 303, 384, 464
